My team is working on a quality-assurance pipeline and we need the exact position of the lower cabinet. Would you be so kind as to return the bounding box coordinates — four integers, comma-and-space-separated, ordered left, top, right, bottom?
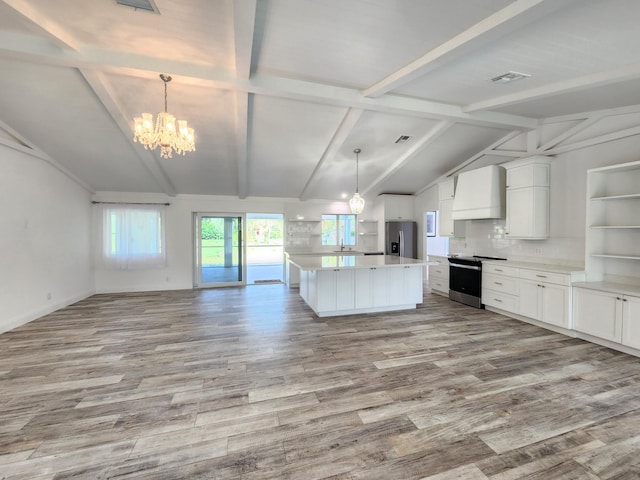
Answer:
302, 265, 423, 316
482, 264, 572, 329
428, 256, 449, 295
519, 279, 570, 329
317, 269, 355, 312
573, 287, 640, 348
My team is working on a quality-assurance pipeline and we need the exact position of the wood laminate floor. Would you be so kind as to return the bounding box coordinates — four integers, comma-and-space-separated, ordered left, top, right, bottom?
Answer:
1, 285, 640, 479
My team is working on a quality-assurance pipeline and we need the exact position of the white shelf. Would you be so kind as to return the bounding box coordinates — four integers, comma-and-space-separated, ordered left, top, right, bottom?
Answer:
359, 232, 377, 236
591, 193, 640, 201
287, 219, 320, 222
358, 220, 378, 223
590, 225, 640, 229
591, 254, 640, 260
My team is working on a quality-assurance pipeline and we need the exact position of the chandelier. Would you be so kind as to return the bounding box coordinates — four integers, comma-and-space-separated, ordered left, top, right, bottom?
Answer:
133, 74, 195, 159
349, 148, 365, 214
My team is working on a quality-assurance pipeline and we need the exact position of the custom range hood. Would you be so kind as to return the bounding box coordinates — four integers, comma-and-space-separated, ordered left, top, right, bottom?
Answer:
452, 165, 506, 220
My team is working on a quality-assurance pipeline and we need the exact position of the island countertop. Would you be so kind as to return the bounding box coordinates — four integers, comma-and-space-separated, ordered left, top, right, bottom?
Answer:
288, 254, 426, 271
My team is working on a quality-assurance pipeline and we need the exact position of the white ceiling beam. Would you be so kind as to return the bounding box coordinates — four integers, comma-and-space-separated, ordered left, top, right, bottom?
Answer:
299, 108, 364, 201
235, 92, 251, 199
0, 33, 536, 131
79, 69, 177, 196
1, 0, 80, 51
538, 115, 602, 152
464, 62, 640, 113
232, 0, 257, 80
415, 130, 523, 194
361, 121, 455, 196
542, 125, 640, 156
364, 0, 575, 98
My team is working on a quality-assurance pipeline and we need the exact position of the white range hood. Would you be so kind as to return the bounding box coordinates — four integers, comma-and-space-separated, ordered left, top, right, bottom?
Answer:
452, 165, 506, 220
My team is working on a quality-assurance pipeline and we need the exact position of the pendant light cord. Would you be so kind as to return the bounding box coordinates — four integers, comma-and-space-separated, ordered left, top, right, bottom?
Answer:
354, 148, 361, 193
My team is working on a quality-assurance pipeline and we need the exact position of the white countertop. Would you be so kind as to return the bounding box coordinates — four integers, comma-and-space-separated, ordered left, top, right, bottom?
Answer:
285, 250, 384, 256
288, 254, 426, 271
573, 281, 640, 296
479, 259, 585, 275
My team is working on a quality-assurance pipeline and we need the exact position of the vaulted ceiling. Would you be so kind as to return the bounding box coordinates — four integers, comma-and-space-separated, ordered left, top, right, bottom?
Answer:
1, 0, 640, 202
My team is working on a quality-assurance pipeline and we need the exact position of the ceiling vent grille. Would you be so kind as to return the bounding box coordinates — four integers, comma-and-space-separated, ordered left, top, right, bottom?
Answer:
115, 0, 159, 13
395, 135, 412, 144
491, 71, 531, 84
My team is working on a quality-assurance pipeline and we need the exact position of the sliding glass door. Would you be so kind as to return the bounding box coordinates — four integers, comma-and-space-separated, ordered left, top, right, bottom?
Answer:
195, 213, 244, 287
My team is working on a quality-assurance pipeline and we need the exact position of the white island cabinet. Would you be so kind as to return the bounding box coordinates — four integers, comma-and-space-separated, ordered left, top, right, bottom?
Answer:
290, 255, 425, 317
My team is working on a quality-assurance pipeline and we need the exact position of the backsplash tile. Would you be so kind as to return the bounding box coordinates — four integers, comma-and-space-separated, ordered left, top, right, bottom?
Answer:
448, 219, 584, 267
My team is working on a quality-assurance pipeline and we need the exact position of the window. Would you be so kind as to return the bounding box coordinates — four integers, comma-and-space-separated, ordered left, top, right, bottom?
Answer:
321, 214, 356, 246
97, 205, 166, 269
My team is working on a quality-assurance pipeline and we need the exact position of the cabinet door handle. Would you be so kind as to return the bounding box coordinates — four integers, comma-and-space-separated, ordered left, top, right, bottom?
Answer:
494, 298, 503, 303
494, 282, 503, 286
494, 269, 503, 272
617, 297, 622, 300
536, 275, 547, 278
623, 298, 628, 302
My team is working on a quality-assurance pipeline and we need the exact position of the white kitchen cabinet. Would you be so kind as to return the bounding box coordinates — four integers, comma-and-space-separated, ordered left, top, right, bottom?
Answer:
438, 180, 465, 238
402, 265, 424, 304
519, 279, 570, 329
504, 156, 550, 239
622, 294, 640, 349
355, 267, 388, 308
573, 287, 622, 343
482, 265, 519, 314
316, 269, 355, 312
428, 255, 449, 296
378, 194, 414, 221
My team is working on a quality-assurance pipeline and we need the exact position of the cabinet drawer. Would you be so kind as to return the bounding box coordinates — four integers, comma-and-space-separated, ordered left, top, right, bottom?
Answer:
429, 265, 449, 279
483, 264, 519, 277
519, 269, 569, 286
483, 289, 518, 313
483, 273, 518, 295
430, 278, 449, 294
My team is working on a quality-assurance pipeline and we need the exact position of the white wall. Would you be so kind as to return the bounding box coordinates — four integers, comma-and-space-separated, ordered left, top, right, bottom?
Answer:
0, 145, 93, 333
93, 192, 356, 293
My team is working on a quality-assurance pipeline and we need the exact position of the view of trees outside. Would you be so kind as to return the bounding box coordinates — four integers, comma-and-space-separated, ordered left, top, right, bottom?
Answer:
200, 217, 240, 265
200, 215, 284, 267
246, 217, 283, 264
322, 214, 356, 246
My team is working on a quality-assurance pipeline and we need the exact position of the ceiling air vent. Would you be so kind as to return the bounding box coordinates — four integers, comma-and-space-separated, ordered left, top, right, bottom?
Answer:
491, 71, 531, 84
394, 135, 412, 144
115, 0, 159, 13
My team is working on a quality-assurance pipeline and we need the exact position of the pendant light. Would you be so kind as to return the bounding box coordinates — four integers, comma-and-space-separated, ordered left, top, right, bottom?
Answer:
349, 148, 365, 214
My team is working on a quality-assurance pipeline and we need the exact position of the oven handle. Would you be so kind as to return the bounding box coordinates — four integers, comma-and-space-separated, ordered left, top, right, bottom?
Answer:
449, 262, 481, 271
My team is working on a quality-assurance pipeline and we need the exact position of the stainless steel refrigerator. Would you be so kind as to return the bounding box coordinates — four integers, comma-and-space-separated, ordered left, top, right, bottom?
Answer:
385, 221, 417, 258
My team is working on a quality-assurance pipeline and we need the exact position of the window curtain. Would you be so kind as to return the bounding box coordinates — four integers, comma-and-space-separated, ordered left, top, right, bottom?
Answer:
96, 204, 166, 270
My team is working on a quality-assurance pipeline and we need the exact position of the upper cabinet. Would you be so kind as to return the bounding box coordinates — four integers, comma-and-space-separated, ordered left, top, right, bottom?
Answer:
503, 156, 551, 240
378, 194, 414, 221
585, 160, 640, 283
438, 179, 465, 238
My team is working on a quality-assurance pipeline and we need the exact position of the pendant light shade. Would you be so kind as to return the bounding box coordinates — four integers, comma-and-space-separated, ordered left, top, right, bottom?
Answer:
349, 148, 365, 214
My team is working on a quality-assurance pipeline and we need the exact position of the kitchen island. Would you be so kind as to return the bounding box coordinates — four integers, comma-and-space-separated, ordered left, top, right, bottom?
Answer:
288, 254, 426, 317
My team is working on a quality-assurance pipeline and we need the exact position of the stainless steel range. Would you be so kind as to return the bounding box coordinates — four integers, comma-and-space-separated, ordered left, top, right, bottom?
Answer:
448, 255, 507, 308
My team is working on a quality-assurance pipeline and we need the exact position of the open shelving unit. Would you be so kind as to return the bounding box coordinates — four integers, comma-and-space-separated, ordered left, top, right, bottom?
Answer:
285, 219, 320, 251
357, 219, 378, 250
585, 160, 640, 284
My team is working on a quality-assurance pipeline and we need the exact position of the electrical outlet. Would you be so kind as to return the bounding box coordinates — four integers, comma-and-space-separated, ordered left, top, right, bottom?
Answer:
535, 248, 543, 255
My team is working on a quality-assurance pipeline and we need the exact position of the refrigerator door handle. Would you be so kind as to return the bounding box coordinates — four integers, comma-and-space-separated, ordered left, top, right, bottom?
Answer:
399, 230, 404, 257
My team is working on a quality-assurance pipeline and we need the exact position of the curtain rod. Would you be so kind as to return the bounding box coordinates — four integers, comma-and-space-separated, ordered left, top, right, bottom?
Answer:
91, 201, 170, 206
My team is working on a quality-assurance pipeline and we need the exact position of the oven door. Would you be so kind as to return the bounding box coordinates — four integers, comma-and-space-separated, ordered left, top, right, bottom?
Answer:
449, 261, 482, 308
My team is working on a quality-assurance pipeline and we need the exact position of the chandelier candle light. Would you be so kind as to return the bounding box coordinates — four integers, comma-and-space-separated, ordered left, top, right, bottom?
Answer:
133, 74, 195, 159
349, 148, 365, 214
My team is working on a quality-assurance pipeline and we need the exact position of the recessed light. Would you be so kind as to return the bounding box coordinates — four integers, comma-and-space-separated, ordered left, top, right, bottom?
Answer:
491, 71, 531, 84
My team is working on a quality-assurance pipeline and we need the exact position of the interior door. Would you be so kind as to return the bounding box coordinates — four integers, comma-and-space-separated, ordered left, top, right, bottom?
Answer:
195, 213, 244, 287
